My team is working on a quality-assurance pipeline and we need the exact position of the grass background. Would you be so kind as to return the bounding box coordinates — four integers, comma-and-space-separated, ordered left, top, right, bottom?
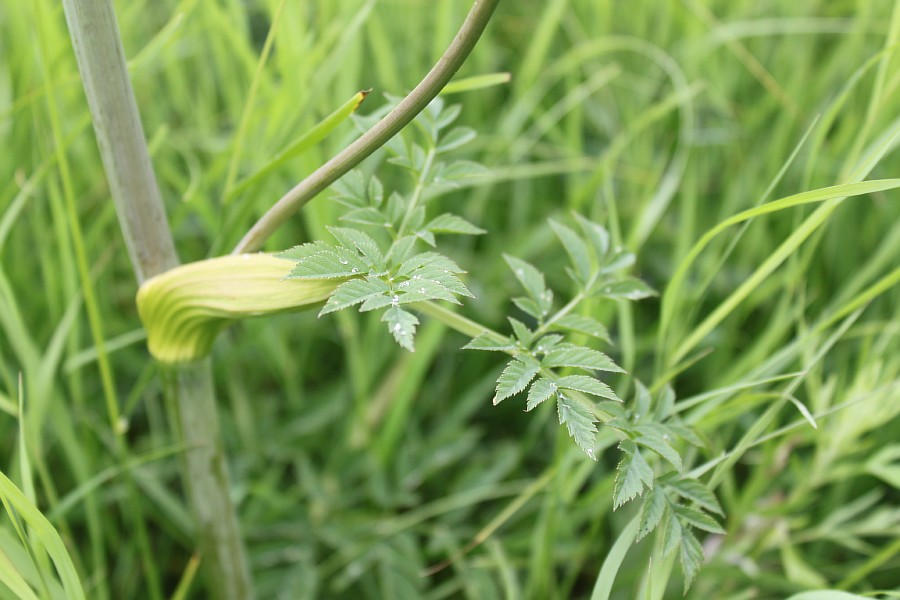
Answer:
1, 0, 900, 598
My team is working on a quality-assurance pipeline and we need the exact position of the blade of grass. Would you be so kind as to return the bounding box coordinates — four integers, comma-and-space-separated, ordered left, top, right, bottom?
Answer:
0, 471, 85, 600
441, 72, 511, 95
169, 553, 202, 600
228, 90, 371, 202
220, 0, 288, 203
668, 180, 900, 367
590, 515, 640, 600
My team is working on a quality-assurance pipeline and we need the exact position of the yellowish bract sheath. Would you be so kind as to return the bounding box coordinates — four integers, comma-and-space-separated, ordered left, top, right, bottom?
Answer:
136, 254, 338, 364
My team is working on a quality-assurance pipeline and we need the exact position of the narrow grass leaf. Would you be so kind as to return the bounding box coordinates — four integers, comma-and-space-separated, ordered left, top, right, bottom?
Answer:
170, 554, 202, 600
230, 90, 370, 199
0, 547, 40, 600
0, 471, 85, 600
785, 592, 871, 600
787, 395, 818, 429
661, 179, 900, 362
865, 445, 900, 489
440, 72, 511, 95
590, 516, 639, 600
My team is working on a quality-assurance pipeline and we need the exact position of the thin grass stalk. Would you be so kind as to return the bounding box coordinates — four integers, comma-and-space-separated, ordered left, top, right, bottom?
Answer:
59, 0, 253, 597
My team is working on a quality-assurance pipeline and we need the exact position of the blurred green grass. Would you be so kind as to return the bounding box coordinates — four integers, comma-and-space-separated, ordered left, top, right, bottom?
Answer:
1, 0, 900, 598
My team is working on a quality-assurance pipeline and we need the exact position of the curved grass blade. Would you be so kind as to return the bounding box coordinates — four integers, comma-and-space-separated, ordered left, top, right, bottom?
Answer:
0, 471, 86, 600
227, 90, 371, 200
663, 179, 900, 366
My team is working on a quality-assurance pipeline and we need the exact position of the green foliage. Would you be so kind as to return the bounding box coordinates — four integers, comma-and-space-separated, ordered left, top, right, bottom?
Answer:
466, 216, 655, 458
279, 99, 483, 351
610, 385, 724, 591
4, 1, 900, 599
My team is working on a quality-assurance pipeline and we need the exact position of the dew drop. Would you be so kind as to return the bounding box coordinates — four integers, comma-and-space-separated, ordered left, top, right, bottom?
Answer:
516, 268, 524, 276
339, 259, 349, 265
351, 268, 359, 274
443, 269, 450, 274
393, 324, 403, 333
391, 295, 400, 306
399, 281, 409, 288
412, 275, 421, 280
587, 448, 595, 460
419, 287, 427, 294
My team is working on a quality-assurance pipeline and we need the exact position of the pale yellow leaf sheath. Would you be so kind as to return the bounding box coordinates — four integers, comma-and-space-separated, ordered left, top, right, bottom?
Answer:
136, 254, 337, 364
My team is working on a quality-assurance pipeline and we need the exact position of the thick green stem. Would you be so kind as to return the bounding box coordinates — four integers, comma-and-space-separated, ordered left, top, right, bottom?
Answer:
60, 0, 254, 597
59, 0, 176, 283
165, 362, 253, 599
233, 0, 502, 254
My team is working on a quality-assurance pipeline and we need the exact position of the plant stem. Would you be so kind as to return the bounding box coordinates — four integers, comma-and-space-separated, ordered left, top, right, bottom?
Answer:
534, 271, 601, 338
386, 147, 436, 262
233, 0, 502, 254
415, 301, 507, 342
165, 362, 254, 599
60, 0, 254, 597
59, 0, 177, 283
